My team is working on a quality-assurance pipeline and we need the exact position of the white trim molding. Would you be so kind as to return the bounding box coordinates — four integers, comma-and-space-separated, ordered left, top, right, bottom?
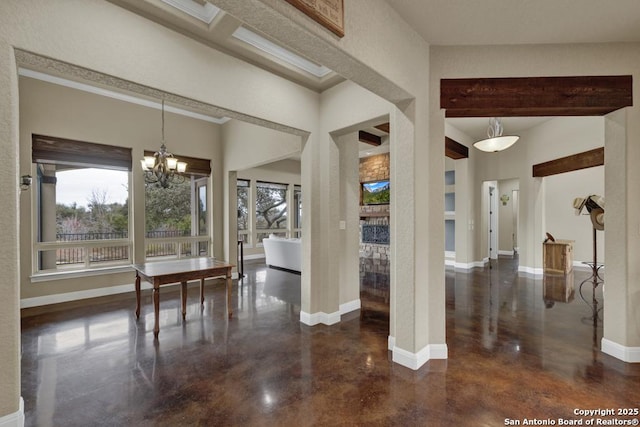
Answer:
518, 265, 544, 277
0, 397, 24, 427
498, 250, 515, 256
392, 344, 448, 370
388, 335, 395, 351
21, 279, 220, 309
451, 260, 488, 270
300, 310, 340, 326
602, 338, 640, 363
339, 299, 361, 315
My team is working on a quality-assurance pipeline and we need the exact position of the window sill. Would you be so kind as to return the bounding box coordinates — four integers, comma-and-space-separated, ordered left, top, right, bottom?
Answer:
30, 265, 134, 283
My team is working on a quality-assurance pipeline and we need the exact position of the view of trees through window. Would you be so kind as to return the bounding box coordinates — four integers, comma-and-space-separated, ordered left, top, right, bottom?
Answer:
145, 178, 208, 259
237, 180, 250, 244
256, 181, 287, 243
42, 166, 129, 269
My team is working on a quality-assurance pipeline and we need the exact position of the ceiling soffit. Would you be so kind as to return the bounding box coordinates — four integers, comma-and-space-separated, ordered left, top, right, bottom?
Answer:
106, 0, 344, 92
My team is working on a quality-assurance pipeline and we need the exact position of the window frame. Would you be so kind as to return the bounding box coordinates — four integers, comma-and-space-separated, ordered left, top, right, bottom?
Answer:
31, 135, 134, 277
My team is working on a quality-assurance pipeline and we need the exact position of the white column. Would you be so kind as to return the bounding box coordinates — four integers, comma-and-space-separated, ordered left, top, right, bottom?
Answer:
602, 108, 640, 362
337, 132, 361, 315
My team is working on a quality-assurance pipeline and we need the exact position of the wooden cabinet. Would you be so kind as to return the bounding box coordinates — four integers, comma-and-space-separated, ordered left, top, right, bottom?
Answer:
543, 240, 574, 274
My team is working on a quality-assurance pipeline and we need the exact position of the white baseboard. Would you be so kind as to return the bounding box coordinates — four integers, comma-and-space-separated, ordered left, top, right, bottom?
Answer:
518, 265, 543, 277
602, 338, 640, 363
340, 299, 361, 315
21, 282, 144, 308
300, 310, 340, 326
21, 276, 230, 309
243, 253, 265, 261
498, 250, 514, 256
0, 397, 23, 427
452, 260, 487, 270
392, 343, 448, 370
388, 335, 395, 350
444, 251, 455, 259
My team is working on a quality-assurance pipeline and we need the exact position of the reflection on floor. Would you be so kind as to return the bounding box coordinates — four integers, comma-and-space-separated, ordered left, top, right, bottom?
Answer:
20, 257, 640, 426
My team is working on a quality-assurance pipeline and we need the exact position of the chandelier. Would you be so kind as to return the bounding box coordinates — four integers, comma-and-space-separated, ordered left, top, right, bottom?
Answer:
141, 99, 187, 188
473, 118, 519, 152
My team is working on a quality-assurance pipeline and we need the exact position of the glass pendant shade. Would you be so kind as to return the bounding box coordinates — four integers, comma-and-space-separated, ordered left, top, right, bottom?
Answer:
166, 157, 178, 170
473, 135, 519, 152
473, 118, 519, 152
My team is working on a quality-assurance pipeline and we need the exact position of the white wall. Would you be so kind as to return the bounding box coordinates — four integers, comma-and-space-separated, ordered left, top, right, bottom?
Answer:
222, 120, 302, 172
545, 166, 604, 264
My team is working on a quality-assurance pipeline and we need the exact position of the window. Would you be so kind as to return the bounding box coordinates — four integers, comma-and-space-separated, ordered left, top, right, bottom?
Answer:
32, 135, 132, 273
237, 179, 251, 246
144, 162, 211, 261
256, 181, 288, 243
293, 185, 302, 238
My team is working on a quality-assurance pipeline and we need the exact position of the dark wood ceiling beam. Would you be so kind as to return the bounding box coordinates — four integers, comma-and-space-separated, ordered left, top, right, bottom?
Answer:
359, 130, 382, 146
374, 123, 390, 133
441, 76, 632, 117
445, 137, 469, 159
532, 147, 604, 177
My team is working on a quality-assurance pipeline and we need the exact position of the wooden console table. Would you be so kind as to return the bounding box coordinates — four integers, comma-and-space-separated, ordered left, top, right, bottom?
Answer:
133, 258, 234, 338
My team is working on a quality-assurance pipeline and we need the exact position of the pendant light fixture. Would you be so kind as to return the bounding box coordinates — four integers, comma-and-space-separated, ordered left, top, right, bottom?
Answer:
473, 118, 519, 152
141, 99, 187, 188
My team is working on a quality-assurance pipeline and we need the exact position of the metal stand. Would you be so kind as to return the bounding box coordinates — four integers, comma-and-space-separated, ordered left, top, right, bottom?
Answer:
578, 227, 603, 324
237, 239, 245, 279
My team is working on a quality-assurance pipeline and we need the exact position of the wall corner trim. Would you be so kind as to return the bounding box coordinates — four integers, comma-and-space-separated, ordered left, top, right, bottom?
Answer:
388, 335, 395, 351
339, 299, 361, 315
0, 397, 24, 427
602, 338, 640, 363
392, 344, 448, 370
300, 310, 340, 326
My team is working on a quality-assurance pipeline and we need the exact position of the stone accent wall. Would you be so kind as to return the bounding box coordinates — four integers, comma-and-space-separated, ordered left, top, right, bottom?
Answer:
359, 153, 390, 182
359, 153, 391, 259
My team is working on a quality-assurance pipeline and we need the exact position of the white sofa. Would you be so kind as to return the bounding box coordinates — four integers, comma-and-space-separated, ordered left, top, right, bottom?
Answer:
262, 235, 301, 273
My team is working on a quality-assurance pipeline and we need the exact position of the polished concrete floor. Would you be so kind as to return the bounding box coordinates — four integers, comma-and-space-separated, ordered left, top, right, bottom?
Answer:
21, 257, 640, 426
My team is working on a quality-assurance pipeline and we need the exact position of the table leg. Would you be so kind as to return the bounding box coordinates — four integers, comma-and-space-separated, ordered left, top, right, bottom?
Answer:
181, 281, 187, 320
153, 286, 160, 338
227, 270, 233, 319
135, 273, 141, 319
200, 278, 205, 305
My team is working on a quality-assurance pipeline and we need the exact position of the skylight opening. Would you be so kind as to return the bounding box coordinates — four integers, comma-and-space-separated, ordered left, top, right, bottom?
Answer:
160, 0, 220, 24
232, 27, 333, 78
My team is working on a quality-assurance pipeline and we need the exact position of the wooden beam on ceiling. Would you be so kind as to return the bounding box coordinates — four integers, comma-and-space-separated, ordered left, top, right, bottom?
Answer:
445, 137, 469, 159
532, 147, 604, 178
441, 75, 632, 118
374, 123, 390, 133
359, 130, 382, 146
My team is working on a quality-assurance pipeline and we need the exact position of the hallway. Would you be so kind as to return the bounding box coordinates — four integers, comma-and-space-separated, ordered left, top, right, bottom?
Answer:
20, 258, 639, 426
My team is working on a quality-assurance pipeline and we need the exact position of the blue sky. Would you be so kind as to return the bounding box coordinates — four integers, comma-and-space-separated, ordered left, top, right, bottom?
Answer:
363, 180, 389, 192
